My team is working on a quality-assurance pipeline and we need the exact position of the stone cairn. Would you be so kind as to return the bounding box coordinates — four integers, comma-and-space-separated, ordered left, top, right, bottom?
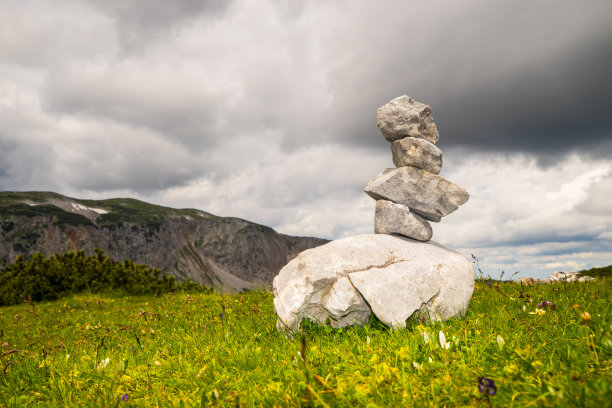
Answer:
365, 95, 469, 241
272, 95, 475, 332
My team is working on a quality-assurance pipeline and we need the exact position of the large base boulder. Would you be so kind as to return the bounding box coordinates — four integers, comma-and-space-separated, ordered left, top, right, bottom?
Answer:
273, 234, 474, 331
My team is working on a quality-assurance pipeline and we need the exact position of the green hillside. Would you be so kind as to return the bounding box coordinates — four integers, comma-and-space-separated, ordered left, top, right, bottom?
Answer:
0, 191, 215, 227
578, 265, 612, 278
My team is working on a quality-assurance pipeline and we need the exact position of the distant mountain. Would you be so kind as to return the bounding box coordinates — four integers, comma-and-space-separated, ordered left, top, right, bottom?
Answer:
0, 192, 329, 292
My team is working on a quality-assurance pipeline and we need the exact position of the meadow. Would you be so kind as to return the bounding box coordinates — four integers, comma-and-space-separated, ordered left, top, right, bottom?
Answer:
0, 278, 610, 407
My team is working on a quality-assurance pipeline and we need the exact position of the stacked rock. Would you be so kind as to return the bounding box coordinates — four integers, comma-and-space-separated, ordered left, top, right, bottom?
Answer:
272, 95, 475, 333
364, 95, 469, 241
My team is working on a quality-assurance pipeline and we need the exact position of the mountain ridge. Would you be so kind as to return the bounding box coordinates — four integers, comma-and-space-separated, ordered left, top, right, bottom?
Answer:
0, 191, 329, 291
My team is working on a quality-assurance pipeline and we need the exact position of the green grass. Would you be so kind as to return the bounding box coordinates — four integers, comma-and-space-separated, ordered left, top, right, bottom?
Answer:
0, 280, 610, 407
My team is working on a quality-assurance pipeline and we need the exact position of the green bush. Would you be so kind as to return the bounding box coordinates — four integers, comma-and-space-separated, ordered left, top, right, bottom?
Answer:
0, 249, 212, 305
579, 265, 612, 278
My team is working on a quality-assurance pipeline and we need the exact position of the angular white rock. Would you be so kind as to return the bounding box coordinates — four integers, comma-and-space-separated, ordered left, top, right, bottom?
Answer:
364, 167, 469, 221
273, 234, 475, 332
349, 260, 440, 328
321, 277, 371, 326
377, 95, 439, 144
391, 137, 442, 175
375, 199, 432, 241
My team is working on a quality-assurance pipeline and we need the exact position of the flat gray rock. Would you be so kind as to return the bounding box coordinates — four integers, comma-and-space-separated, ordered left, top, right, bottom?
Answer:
273, 234, 475, 331
375, 199, 432, 241
391, 137, 442, 175
377, 95, 439, 144
364, 167, 469, 221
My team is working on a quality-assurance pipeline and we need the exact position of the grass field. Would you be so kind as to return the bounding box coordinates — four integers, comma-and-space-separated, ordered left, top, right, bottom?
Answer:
0, 279, 610, 407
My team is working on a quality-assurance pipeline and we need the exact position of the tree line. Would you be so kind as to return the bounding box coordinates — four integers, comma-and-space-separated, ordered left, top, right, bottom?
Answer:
0, 249, 212, 305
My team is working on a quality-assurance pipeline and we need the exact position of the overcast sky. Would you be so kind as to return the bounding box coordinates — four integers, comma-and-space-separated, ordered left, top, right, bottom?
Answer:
1, 0, 611, 278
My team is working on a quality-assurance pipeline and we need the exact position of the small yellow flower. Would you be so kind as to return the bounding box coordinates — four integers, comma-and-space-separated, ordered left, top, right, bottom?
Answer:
581, 312, 591, 322
535, 308, 546, 315
572, 304, 581, 309
503, 363, 519, 377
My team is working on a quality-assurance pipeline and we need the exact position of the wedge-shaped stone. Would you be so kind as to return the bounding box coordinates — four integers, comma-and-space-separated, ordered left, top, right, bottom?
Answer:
364, 167, 469, 221
391, 137, 442, 175
349, 260, 440, 328
272, 234, 475, 332
377, 95, 439, 144
375, 200, 432, 241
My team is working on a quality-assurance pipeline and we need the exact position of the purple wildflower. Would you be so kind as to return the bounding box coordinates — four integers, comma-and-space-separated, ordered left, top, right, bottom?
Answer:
121, 393, 129, 402
537, 301, 556, 309
478, 377, 497, 396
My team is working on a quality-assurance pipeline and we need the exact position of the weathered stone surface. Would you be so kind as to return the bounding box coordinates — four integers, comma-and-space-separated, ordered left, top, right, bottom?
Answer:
321, 277, 372, 326
273, 234, 475, 331
374, 200, 432, 241
391, 137, 442, 175
349, 260, 440, 328
377, 95, 439, 144
364, 167, 469, 221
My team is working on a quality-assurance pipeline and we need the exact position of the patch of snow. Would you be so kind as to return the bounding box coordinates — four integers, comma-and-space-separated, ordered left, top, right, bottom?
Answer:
71, 203, 88, 211
71, 202, 108, 214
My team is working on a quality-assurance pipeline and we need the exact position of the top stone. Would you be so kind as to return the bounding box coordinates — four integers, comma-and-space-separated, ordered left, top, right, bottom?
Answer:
377, 95, 439, 145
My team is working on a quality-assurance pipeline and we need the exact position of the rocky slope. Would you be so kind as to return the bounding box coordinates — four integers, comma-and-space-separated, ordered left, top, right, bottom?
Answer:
0, 192, 328, 291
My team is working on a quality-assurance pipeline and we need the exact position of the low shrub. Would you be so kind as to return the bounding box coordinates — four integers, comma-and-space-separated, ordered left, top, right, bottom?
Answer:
0, 249, 212, 305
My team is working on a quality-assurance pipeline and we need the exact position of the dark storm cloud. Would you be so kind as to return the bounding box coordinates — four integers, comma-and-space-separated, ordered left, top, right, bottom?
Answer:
433, 33, 612, 157
318, 1, 612, 161
26, 0, 611, 165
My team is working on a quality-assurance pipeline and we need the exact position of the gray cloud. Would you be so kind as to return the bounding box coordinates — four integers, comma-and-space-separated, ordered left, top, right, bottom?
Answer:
86, 0, 236, 52
1, 0, 611, 275
0, 137, 55, 191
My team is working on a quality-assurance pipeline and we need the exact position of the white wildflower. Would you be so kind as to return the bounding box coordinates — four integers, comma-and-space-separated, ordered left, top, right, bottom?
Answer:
439, 331, 450, 350
97, 358, 110, 370
497, 335, 505, 349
